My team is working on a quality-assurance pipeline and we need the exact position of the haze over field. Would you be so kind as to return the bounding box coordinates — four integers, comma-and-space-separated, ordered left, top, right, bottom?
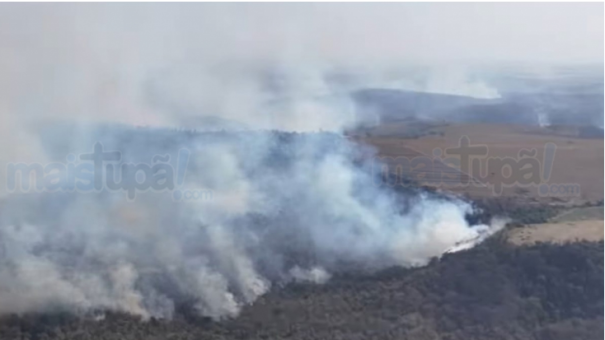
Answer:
0, 3, 602, 137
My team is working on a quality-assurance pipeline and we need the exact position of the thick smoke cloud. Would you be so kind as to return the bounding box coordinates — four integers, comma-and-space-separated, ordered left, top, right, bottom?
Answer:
0, 128, 503, 319
1, 3, 590, 319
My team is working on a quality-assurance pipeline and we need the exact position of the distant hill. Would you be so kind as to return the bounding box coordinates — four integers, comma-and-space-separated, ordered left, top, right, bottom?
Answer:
351, 88, 603, 128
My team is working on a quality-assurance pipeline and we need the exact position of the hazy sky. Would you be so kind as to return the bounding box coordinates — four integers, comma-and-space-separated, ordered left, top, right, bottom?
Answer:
224, 2, 604, 65
0, 2, 601, 133
0, 3, 602, 177
1, 3, 603, 66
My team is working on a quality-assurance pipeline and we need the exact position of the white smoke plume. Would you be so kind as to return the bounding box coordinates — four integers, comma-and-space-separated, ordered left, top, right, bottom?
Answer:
0, 4, 511, 320
0, 127, 503, 319
399, 68, 501, 99
364, 66, 502, 99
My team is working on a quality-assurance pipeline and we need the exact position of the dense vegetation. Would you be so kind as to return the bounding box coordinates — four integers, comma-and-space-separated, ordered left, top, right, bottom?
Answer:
1, 236, 601, 340
467, 198, 604, 227
465, 197, 564, 225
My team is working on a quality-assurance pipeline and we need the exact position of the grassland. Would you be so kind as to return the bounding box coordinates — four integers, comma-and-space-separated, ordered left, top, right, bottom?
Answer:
358, 123, 604, 203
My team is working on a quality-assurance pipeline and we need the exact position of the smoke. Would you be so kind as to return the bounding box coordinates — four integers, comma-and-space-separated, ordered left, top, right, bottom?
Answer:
536, 107, 551, 128
379, 67, 501, 99
0, 4, 509, 320
0, 128, 503, 319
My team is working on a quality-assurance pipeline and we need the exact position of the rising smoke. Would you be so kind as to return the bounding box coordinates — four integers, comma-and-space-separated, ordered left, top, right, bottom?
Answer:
0, 127, 504, 319
0, 3, 564, 320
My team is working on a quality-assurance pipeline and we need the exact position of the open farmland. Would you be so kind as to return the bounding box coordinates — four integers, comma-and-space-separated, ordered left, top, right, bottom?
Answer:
508, 206, 604, 245
508, 220, 604, 245
359, 123, 604, 203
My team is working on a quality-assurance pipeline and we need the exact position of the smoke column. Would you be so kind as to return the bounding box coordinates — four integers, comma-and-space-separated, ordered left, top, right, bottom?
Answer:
0, 4, 504, 319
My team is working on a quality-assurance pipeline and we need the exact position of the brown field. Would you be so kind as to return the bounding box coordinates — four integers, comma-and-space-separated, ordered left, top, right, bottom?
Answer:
508, 206, 604, 245
357, 123, 604, 203
508, 220, 604, 245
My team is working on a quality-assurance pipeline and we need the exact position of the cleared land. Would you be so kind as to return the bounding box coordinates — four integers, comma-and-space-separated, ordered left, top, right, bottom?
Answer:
508, 220, 604, 245
508, 206, 604, 245
358, 123, 604, 203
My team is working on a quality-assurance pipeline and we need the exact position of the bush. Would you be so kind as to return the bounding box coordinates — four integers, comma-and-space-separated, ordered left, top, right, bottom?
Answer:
1, 240, 601, 340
